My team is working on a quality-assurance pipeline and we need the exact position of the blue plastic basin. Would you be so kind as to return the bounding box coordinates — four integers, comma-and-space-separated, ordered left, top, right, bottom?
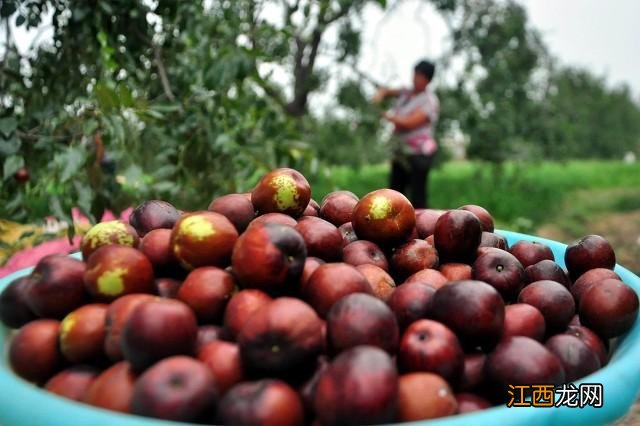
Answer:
1, 230, 639, 425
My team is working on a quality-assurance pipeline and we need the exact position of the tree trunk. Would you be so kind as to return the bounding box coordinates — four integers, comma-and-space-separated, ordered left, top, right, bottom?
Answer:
285, 29, 322, 117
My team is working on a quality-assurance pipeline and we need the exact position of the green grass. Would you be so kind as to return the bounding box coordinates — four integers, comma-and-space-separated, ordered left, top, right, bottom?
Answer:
542, 187, 640, 237
308, 160, 640, 232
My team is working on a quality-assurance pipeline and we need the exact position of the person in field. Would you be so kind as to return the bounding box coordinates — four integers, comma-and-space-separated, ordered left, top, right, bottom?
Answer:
373, 60, 439, 209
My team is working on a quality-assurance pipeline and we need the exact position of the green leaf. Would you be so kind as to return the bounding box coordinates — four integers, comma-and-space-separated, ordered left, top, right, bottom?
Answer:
97, 31, 109, 47
0, 117, 17, 137
18, 230, 35, 239
66, 223, 76, 243
0, 1, 16, 18
153, 181, 178, 194
99, 2, 114, 15
117, 85, 134, 107
60, 147, 87, 183
33, 136, 53, 150
153, 104, 182, 113
5, 191, 23, 211
95, 82, 118, 111
50, 196, 66, 220
152, 164, 177, 180
72, 6, 90, 22
3, 155, 24, 180
149, 104, 182, 116
73, 181, 94, 221
0, 136, 21, 156
143, 109, 164, 120
108, 115, 126, 145
121, 164, 145, 189
83, 119, 99, 136
15, 14, 25, 26
213, 133, 232, 149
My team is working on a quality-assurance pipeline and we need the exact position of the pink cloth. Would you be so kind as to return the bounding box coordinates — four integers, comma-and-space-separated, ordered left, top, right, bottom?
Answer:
0, 237, 82, 279
0, 208, 134, 279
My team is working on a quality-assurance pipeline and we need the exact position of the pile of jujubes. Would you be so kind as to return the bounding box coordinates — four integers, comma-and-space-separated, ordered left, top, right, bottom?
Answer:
1, 168, 638, 425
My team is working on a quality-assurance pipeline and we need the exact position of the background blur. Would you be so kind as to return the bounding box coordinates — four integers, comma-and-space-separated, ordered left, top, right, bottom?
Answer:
1, 0, 639, 273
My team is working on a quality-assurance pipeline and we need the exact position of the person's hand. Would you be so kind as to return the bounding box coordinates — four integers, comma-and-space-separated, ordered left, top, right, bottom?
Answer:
372, 87, 388, 104
381, 110, 394, 122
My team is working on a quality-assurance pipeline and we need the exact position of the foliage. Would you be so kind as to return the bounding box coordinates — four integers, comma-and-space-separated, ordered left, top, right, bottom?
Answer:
435, 0, 640, 163
0, 0, 388, 224
1, 0, 640, 226
309, 80, 389, 166
534, 67, 640, 159
435, 0, 548, 162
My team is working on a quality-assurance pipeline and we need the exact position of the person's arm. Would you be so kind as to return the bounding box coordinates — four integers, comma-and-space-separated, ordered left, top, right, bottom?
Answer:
383, 108, 430, 131
372, 87, 403, 104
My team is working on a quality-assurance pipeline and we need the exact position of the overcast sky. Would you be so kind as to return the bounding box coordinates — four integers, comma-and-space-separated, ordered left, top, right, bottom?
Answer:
523, 0, 640, 96
357, 0, 640, 99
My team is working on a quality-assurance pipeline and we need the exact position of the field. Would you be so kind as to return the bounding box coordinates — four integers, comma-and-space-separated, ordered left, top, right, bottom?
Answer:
309, 160, 640, 272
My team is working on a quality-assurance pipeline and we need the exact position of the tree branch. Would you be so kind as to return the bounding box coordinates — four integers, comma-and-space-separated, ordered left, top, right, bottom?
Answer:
93, 131, 104, 167
1, 66, 21, 81
1, 17, 13, 69
15, 131, 39, 141
281, 0, 301, 27
153, 44, 175, 101
253, 70, 287, 110
349, 62, 385, 88
287, 35, 313, 116
248, 3, 259, 55
291, 36, 305, 83
28, 24, 54, 52
321, 4, 350, 26
283, 2, 357, 117
16, 130, 83, 142
246, 1, 287, 112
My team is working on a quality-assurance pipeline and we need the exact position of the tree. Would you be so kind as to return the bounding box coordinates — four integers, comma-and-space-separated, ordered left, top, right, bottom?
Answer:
434, 0, 546, 163
2, 0, 639, 227
433, 0, 640, 163
539, 67, 640, 159
0, 0, 390, 223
